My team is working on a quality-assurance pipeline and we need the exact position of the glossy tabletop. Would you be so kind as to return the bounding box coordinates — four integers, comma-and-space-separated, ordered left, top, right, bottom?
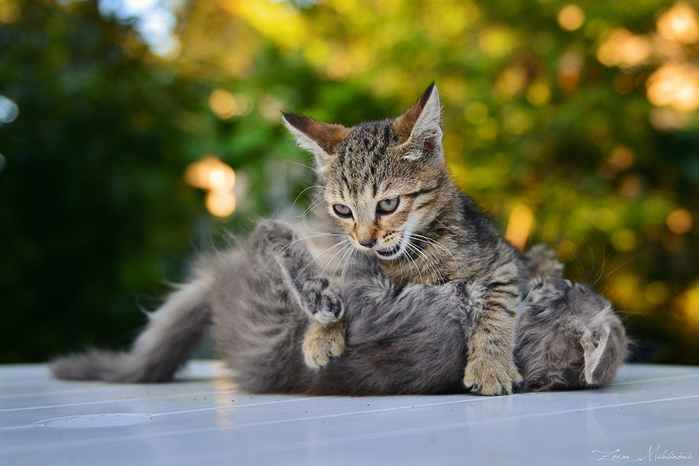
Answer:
1, 361, 697, 465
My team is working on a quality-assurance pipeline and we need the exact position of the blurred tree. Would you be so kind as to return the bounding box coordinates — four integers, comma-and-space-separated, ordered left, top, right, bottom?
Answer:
0, 0, 218, 361
0, 0, 697, 364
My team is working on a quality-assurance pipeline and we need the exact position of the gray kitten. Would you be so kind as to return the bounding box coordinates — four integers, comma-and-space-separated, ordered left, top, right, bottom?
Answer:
51, 220, 628, 394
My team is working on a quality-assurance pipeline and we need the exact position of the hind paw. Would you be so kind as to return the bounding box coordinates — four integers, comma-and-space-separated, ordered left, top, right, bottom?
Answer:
463, 357, 522, 396
302, 320, 347, 370
300, 277, 344, 326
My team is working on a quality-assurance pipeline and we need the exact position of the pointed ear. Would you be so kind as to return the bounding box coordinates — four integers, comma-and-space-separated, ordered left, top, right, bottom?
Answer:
282, 113, 350, 171
393, 82, 443, 161
581, 326, 626, 387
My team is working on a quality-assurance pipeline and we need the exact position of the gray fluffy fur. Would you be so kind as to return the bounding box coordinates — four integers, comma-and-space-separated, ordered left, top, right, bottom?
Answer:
52, 220, 628, 395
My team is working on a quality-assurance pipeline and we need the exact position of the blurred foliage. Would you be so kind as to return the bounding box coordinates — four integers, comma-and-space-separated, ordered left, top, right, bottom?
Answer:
0, 0, 697, 364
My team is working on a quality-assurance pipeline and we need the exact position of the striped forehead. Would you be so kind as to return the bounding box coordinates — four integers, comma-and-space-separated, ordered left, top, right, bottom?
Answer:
335, 120, 399, 197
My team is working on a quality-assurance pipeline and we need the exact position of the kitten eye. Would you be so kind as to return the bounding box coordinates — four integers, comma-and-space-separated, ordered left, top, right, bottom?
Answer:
377, 197, 399, 214
332, 204, 353, 218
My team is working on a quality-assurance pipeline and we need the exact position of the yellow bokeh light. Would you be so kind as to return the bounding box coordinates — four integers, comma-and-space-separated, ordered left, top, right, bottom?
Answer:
208, 166, 236, 193
612, 229, 639, 252
219, 0, 307, 51
209, 89, 252, 120
591, 207, 617, 231
597, 28, 652, 69
209, 89, 237, 119
478, 27, 515, 58
609, 145, 636, 171
206, 190, 237, 218
525, 82, 551, 106
185, 156, 236, 192
676, 281, 699, 328
647, 63, 699, 112
666, 208, 693, 234
558, 5, 585, 31
185, 156, 238, 217
505, 204, 534, 250
494, 66, 528, 99
324, 47, 355, 80
657, 2, 699, 45
258, 95, 284, 122
0, 0, 21, 24
608, 273, 643, 311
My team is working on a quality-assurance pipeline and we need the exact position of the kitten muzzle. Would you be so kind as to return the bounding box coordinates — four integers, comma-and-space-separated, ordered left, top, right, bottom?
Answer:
376, 243, 402, 259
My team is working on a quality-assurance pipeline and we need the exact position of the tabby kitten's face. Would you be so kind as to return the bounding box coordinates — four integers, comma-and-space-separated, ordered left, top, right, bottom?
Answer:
284, 84, 452, 260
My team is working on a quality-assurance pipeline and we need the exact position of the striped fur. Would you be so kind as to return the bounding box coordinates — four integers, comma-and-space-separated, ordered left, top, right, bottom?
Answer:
284, 84, 530, 394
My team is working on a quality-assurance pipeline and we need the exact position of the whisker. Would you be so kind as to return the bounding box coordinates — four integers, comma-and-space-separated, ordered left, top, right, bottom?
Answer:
409, 232, 460, 277
405, 239, 444, 285
584, 240, 595, 281
404, 240, 444, 287
299, 196, 328, 218
567, 250, 586, 276
402, 244, 426, 288
281, 232, 345, 254
282, 184, 323, 220
329, 242, 356, 283
339, 246, 357, 291
600, 248, 662, 284
408, 235, 447, 278
291, 239, 349, 286
310, 240, 353, 295
317, 241, 354, 282
594, 245, 614, 286
287, 160, 322, 177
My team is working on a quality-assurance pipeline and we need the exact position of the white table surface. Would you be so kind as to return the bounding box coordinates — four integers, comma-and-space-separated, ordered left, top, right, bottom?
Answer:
1, 361, 697, 465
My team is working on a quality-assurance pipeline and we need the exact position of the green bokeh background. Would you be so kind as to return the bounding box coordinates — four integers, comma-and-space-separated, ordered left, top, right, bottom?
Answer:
1, 0, 697, 364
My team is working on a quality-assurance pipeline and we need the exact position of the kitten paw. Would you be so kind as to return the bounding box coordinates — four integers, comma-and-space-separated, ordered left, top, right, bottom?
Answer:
463, 358, 522, 396
300, 277, 344, 326
302, 320, 347, 369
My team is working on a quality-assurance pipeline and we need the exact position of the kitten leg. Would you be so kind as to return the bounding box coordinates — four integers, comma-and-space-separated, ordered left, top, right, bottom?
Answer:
297, 277, 346, 369
303, 320, 348, 369
463, 262, 523, 396
253, 221, 347, 369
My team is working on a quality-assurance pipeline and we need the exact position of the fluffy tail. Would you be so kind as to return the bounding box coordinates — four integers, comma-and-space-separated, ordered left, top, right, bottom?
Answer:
51, 276, 212, 383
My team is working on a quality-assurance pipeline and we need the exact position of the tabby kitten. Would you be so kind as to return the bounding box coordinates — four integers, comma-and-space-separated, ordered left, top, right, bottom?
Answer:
282, 84, 527, 395
51, 220, 628, 394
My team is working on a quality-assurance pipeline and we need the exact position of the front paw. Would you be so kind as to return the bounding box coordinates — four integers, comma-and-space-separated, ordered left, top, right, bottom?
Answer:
302, 320, 347, 369
463, 357, 522, 396
300, 277, 344, 326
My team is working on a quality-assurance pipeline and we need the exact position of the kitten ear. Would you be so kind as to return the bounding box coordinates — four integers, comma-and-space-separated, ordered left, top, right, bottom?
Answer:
282, 113, 350, 171
393, 82, 444, 161
581, 325, 625, 387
